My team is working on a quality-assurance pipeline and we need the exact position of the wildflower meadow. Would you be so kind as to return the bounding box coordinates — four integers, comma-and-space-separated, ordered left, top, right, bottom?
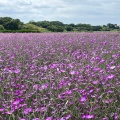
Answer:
0, 32, 120, 120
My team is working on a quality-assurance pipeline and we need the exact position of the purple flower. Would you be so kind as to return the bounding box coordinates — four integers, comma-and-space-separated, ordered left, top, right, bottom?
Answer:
65, 90, 72, 95
41, 83, 48, 89
32, 118, 40, 120
24, 108, 32, 114
46, 117, 53, 120
43, 65, 48, 70
110, 66, 116, 69
92, 80, 99, 85
6, 110, 14, 114
82, 114, 94, 119
33, 84, 39, 90
69, 70, 75, 75
59, 118, 64, 120
79, 96, 87, 103
40, 107, 47, 112
65, 114, 72, 119
114, 115, 119, 120
107, 74, 114, 79
8, 69, 14, 73
12, 99, 21, 105
0, 108, 4, 112
102, 117, 108, 120
49, 63, 58, 69
93, 67, 100, 71
59, 114, 72, 120
69, 70, 79, 75
14, 69, 21, 74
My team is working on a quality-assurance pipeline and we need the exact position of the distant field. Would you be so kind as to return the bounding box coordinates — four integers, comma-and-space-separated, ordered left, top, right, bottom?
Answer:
0, 32, 120, 120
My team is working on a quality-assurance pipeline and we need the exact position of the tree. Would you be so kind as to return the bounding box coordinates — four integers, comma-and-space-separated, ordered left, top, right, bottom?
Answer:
76, 24, 92, 31
0, 25, 5, 30
107, 23, 116, 29
4, 19, 23, 30
50, 21, 64, 26
56, 26, 64, 32
92, 26, 102, 31
47, 25, 58, 32
66, 26, 73, 31
30, 21, 51, 28
0, 17, 13, 25
0, 17, 23, 30
69, 23, 75, 27
47, 25, 64, 32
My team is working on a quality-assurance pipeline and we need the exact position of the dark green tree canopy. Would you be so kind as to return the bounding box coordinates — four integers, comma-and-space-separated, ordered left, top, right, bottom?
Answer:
0, 17, 23, 30
0, 16, 120, 32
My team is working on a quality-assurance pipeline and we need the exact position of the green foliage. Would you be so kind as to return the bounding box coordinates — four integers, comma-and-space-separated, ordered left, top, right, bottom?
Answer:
92, 26, 102, 31
29, 20, 51, 28
50, 21, 64, 26
21, 23, 48, 32
66, 26, 73, 31
0, 16, 120, 32
29, 20, 64, 32
0, 17, 23, 30
0, 17, 12, 25
4, 19, 23, 30
0, 25, 5, 30
107, 23, 116, 29
76, 24, 92, 31
47, 25, 64, 32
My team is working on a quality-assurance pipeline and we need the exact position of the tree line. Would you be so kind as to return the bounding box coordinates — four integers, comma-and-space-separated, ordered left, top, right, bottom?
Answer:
0, 17, 120, 32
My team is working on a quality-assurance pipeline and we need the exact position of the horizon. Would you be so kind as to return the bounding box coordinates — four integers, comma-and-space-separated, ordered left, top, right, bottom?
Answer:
0, 0, 120, 25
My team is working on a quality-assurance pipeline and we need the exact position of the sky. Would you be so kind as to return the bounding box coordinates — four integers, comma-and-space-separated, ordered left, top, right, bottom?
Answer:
0, 0, 120, 25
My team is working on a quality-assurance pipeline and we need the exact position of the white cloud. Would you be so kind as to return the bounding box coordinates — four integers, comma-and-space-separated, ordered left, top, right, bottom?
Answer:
0, 0, 120, 25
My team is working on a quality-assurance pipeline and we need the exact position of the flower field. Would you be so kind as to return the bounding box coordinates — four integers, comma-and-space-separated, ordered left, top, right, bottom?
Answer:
0, 32, 120, 120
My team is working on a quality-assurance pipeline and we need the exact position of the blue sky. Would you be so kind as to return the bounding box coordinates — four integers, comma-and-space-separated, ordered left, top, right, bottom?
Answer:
0, 0, 120, 25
